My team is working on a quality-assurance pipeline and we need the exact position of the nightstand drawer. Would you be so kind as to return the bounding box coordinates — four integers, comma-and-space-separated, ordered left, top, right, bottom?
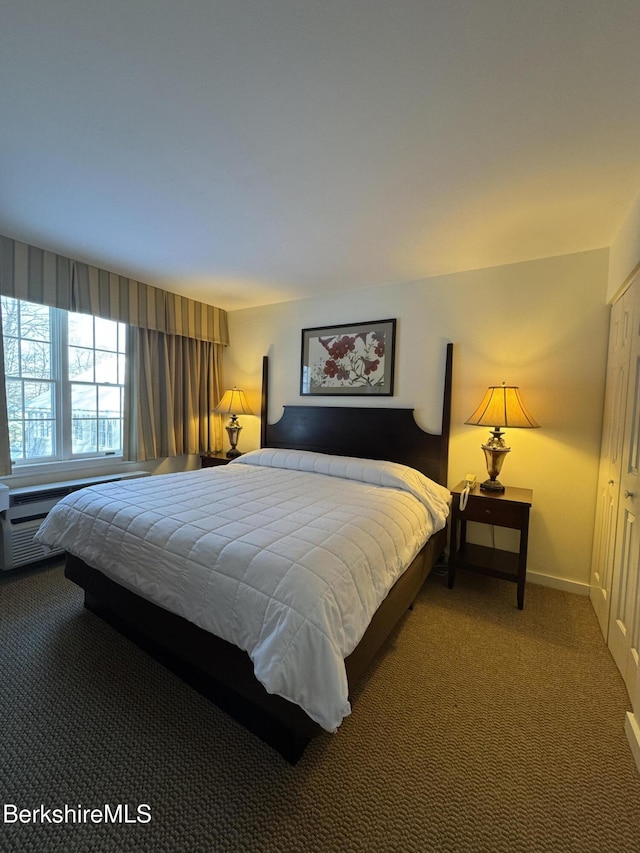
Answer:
459, 496, 528, 528
200, 453, 232, 468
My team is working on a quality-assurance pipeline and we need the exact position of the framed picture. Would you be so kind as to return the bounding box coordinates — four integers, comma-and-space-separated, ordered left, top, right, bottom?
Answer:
300, 318, 396, 396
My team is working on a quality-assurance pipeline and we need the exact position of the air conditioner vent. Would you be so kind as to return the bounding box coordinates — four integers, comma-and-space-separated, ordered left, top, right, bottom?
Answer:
9, 517, 63, 567
1, 470, 148, 571
10, 485, 82, 507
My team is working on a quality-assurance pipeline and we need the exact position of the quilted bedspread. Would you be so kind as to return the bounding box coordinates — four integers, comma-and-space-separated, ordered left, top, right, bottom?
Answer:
35, 449, 450, 731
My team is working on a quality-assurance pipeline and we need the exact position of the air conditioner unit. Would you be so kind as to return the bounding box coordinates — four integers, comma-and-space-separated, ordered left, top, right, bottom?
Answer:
0, 472, 148, 571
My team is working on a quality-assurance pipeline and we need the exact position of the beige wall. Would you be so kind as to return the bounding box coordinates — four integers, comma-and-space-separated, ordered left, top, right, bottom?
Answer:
224, 248, 610, 592
608, 187, 640, 302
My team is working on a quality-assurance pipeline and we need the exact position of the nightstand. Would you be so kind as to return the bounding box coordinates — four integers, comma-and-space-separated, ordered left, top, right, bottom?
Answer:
200, 452, 233, 468
447, 482, 533, 609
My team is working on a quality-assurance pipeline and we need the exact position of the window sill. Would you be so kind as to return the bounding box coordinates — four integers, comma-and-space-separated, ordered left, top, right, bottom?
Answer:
2, 456, 142, 486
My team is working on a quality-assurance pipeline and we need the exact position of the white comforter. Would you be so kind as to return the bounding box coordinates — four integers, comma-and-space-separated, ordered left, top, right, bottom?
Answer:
35, 449, 450, 731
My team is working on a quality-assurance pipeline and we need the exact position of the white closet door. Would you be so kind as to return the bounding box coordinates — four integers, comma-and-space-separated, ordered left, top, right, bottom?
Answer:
590, 294, 633, 637
609, 280, 640, 705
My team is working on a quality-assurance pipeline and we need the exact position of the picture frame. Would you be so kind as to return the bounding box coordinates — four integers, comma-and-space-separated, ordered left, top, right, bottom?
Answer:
300, 318, 396, 396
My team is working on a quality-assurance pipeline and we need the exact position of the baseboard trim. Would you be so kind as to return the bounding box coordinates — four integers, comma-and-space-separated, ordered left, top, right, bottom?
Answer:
625, 712, 640, 775
527, 571, 590, 596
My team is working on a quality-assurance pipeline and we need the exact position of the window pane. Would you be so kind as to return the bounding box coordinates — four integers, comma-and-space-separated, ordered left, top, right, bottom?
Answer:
98, 387, 122, 453
4, 337, 19, 377
69, 313, 94, 348
72, 380, 98, 455
8, 421, 24, 460
98, 385, 121, 417
5, 376, 54, 462
6, 380, 22, 419
25, 419, 54, 459
21, 340, 51, 379
19, 302, 50, 342
1, 296, 19, 338
118, 323, 127, 352
95, 317, 118, 352
72, 383, 97, 418
72, 418, 97, 454
68, 346, 94, 380
23, 381, 53, 418
95, 351, 118, 383
98, 418, 122, 452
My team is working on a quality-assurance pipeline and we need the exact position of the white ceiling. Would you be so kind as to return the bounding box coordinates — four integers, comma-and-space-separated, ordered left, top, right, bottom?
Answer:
1, 1, 640, 311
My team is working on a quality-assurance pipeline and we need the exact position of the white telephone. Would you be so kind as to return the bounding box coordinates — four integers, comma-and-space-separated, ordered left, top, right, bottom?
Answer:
459, 474, 476, 511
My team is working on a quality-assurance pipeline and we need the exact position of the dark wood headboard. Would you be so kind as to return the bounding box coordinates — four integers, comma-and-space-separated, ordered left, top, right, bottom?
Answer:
260, 343, 452, 485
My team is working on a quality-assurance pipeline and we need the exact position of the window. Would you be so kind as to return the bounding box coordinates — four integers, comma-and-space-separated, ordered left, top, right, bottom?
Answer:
1, 296, 126, 465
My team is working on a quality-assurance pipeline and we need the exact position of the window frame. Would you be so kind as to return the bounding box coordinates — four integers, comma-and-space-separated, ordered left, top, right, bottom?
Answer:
1, 296, 126, 468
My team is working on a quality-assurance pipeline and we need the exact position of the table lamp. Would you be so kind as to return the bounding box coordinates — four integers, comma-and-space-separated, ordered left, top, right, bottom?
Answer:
214, 388, 253, 458
465, 382, 540, 492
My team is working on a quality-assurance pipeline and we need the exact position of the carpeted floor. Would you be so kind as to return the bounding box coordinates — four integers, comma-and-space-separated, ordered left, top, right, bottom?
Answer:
1, 561, 639, 853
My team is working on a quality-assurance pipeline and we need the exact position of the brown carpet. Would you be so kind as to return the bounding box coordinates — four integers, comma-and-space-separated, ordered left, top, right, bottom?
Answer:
1, 562, 639, 852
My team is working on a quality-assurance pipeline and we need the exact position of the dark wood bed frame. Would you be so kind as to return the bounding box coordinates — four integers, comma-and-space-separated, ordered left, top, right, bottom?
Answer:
64, 343, 453, 763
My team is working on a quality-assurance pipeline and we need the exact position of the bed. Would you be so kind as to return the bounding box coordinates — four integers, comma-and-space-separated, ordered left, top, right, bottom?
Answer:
37, 344, 453, 762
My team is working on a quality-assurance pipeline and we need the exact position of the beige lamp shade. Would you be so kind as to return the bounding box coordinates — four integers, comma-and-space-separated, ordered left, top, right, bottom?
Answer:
465, 383, 539, 429
214, 388, 253, 417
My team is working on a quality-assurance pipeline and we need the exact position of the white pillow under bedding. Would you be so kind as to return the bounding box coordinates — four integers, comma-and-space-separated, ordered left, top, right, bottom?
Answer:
233, 448, 451, 523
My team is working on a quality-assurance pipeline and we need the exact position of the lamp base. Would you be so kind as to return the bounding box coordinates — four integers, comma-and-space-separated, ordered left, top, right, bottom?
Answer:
225, 422, 242, 458
480, 439, 510, 494
480, 478, 505, 493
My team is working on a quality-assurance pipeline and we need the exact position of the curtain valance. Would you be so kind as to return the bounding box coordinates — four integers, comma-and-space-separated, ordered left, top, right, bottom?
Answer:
0, 235, 229, 345
0, 234, 73, 311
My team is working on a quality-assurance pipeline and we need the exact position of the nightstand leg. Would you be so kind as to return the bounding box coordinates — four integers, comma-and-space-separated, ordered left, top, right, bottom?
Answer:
517, 520, 530, 610
447, 516, 457, 589
448, 517, 465, 589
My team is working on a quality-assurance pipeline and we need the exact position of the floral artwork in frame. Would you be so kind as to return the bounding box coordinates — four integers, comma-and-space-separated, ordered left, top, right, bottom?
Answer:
300, 319, 396, 396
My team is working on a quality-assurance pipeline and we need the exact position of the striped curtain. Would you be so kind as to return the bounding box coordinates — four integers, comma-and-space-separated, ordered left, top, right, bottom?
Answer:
0, 235, 229, 467
125, 328, 224, 461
